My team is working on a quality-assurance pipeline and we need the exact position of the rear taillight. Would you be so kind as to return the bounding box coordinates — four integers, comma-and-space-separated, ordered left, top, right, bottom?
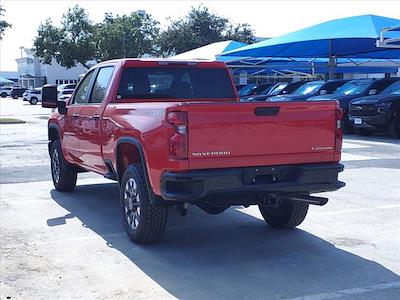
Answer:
335, 103, 343, 153
168, 111, 188, 160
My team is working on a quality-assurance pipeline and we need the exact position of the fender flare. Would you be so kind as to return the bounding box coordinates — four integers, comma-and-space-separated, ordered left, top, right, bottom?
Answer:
115, 137, 165, 206
48, 123, 61, 155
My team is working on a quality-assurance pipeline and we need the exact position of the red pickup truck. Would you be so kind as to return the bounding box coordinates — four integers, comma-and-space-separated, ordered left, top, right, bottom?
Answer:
42, 59, 345, 244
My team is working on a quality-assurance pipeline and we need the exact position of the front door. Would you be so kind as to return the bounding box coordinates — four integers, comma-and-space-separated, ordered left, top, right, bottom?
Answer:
78, 66, 115, 174
63, 70, 96, 165
62, 105, 81, 164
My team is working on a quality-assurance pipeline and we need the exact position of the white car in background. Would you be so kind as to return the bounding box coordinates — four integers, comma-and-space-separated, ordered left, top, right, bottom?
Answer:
23, 88, 42, 105
58, 89, 74, 102
57, 84, 76, 102
0, 86, 14, 98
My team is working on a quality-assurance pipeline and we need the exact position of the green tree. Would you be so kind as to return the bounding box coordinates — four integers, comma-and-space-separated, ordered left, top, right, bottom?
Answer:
0, 5, 11, 40
95, 12, 159, 61
34, 5, 95, 69
157, 6, 255, 56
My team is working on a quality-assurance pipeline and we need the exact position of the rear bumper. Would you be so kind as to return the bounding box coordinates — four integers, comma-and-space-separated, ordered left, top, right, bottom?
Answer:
160, 163, 345, 202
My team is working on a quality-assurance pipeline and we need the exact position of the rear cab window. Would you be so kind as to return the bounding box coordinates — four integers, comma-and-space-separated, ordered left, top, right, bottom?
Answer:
117, 66, 235, 100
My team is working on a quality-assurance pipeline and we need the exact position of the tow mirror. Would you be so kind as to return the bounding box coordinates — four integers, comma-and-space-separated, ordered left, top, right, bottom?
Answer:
41, 84, 58, 108
369, 89, 377, 95
41, 84, 68, 115
319, 89, 328, 95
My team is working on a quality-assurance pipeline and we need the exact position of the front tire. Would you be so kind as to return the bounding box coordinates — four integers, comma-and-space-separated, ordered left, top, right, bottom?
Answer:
389, 116, 400, 139
50, 139, 77, 191
259, 198, 309, 228
0, 93, 7, 98
120, 164, 168, 244
29, 97, 38, 105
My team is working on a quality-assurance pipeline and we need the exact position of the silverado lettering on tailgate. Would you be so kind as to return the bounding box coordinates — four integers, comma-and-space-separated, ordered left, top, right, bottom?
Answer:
192, 151, 231, 157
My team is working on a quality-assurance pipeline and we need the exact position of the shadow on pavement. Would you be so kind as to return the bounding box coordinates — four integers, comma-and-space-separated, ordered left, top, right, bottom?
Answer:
344, 133, 400, 145
49, 182, 400, 299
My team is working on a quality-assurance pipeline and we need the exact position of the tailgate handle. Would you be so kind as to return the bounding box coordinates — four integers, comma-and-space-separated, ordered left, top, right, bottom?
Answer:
255, 107, 280, 116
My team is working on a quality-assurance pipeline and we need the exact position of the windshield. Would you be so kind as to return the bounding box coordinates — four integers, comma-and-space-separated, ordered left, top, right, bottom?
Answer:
238, 84, 256, 97
269, 83, 288, 95
333, 81, 372, 95
381, 80, 400, 95
118, 67, 236, 100
294, 82, 323, 95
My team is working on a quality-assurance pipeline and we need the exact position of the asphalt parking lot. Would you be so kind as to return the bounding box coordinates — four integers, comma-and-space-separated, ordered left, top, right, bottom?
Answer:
1, 97, 399, 299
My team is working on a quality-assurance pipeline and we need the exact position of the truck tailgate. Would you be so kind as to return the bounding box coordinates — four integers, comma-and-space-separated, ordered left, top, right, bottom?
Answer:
187, 101, 338, 169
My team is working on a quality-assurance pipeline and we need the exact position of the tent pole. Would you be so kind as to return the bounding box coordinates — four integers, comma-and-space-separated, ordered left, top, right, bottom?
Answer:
328, 39, 336, 80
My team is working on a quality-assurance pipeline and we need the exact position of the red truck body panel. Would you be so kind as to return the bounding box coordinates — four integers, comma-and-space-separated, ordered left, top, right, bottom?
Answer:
48, 59, 343, 197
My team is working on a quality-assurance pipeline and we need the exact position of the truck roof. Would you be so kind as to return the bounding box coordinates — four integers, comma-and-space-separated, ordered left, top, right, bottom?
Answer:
95, 58, 227, 68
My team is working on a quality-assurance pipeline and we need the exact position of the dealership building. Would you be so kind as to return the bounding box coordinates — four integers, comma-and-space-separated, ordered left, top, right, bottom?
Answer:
15, 48, 87, 88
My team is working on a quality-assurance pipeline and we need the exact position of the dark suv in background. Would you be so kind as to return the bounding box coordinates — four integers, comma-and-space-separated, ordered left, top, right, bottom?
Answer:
268, 80, 348, 102
308, 78, 398, 133
10, 87, 28, 99
349, 79, 400, 138
245, 81, 306, 102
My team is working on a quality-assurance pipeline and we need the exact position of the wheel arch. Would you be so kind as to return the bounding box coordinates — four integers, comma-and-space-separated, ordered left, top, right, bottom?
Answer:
48, 124, 61, 155
115, 137, 164, 206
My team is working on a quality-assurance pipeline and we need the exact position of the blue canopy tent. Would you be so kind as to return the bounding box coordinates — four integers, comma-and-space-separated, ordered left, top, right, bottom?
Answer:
170, 40, 247, 60
226, 57, 399, 77
0, 76, 15, 85
221, 15, 400, 79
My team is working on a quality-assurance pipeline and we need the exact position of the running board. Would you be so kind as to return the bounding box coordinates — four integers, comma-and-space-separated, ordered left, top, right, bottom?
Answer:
290, 195, 329, 206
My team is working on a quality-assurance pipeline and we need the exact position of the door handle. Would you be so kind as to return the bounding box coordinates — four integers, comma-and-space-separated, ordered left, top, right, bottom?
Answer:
90, 114, 101, 120
255, 107, 280, 116
72, 113, 80, 118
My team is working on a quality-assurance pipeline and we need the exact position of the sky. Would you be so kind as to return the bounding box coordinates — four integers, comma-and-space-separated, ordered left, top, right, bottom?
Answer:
0, 0, 399, 71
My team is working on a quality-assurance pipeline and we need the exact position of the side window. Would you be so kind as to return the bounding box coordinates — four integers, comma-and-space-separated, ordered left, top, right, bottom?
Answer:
90, 67, 115, 104
71, 70, 95, 105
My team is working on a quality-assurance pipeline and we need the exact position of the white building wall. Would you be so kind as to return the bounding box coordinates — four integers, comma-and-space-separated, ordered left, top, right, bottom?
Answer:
16, 49, 88, 87
42, 59, 87, 85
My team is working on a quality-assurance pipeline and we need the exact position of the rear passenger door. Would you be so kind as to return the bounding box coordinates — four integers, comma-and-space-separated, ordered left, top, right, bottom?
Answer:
78, 66, 115, 174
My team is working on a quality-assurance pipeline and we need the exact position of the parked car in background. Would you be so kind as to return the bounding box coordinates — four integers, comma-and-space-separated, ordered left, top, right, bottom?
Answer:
237, 84, 257, 98
10, 87, 28, 99
240, 83, 275, 100
57, 84, 76, 100
268, 80, 348, 102
0, 86, 13, 98
57, 84, 76, 91
308, 78, 399, 133
349, 79, 400, 137
246, 81, 307, 102
58, 89, 74, 102
278, 81, 307, 95
23, 88, 42, 105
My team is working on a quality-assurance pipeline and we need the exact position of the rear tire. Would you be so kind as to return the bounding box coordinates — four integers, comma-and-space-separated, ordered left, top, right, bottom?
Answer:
50, 139, 77, 192
120, 164, 168, 244
355, 128, 373, 136
389, 116, 400, 139
0, 93, 7, 98
258, 199, 309, 229
29, 97, 38, 105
